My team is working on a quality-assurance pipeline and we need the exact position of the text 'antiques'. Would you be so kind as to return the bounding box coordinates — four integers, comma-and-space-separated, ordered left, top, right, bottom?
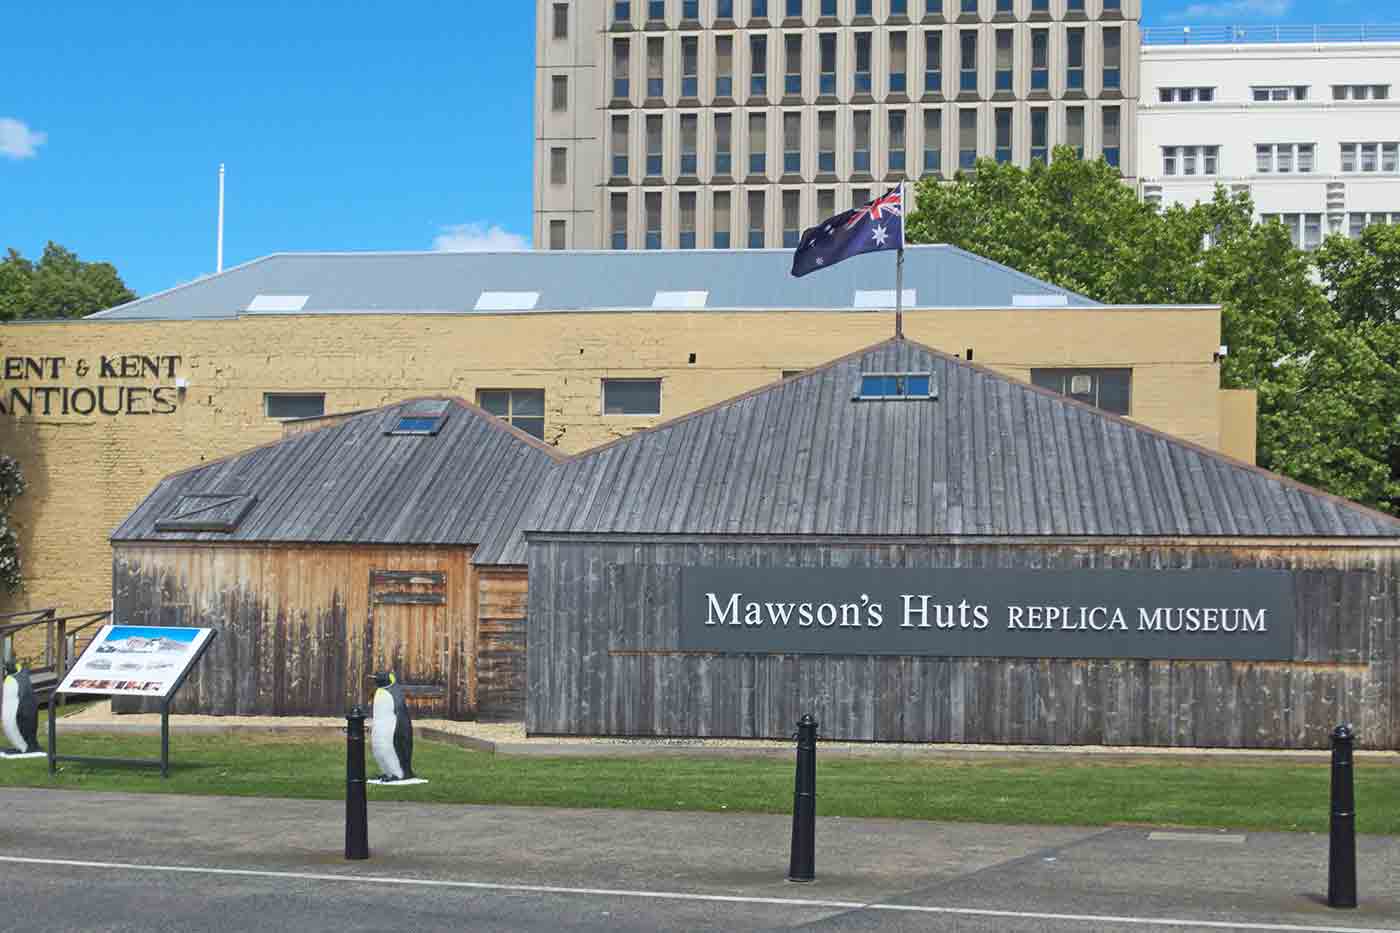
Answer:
0, 354, 183, 417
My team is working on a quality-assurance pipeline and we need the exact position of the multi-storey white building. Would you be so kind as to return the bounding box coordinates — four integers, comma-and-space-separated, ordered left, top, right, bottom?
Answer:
1138, 25, 1400, 249
536, 0, 1140, 251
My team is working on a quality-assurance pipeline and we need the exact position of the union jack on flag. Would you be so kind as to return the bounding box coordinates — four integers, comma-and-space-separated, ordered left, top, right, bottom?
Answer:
791, 186, 905, 278
843, 187, 904, 230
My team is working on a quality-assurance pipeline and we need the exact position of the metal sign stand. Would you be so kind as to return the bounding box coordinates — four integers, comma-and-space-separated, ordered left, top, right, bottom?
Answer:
47, 631, 217, 779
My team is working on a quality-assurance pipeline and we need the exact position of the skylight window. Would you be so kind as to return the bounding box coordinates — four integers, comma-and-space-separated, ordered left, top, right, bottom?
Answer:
387, 399, 451, 435
154, 493, 257, 532
856, 372, 935, 400
853, 289, 916, 309
652, 290, 708, 308
474, 291, 541, 311
245, 294, 310, 312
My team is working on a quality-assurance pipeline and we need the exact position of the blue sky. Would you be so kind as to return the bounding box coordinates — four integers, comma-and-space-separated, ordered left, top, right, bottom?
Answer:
1, 1, 1395, 297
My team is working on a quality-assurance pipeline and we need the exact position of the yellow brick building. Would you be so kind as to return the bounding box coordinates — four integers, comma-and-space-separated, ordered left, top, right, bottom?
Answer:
0, 246, 1250, 652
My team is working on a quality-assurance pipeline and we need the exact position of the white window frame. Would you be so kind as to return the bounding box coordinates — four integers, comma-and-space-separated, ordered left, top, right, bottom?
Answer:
1255, 143, 1315, 175
1166, 145, 1219, 177
1341, 142, 1400, 174
1251, 85, 1307, 102
1158, 86, 1214, 103
1261, 213, 1325, 251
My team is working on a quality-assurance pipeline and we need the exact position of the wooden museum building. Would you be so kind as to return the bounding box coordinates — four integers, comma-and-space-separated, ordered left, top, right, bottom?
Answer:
111, 337, 1400, 749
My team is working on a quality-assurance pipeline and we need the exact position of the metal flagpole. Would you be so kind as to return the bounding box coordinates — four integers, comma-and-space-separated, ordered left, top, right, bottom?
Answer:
216, 163, 226, 274
894, 180, 905, 339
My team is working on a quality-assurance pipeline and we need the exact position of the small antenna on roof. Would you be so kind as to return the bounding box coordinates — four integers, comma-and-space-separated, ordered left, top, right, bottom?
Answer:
216, 163, 226, 274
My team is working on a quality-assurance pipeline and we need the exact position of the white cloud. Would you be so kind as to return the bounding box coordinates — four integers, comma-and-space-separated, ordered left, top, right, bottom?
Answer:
1172, 0, 1292, 18
432, 222, 530, 252
0, 118, 47, 160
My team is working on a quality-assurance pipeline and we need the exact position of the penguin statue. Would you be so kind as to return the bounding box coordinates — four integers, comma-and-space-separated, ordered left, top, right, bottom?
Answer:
2, 663, 41, 756
369, 671, 414, 781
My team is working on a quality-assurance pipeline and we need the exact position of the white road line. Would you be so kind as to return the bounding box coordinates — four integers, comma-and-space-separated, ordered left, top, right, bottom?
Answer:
0, 854, 1393, 933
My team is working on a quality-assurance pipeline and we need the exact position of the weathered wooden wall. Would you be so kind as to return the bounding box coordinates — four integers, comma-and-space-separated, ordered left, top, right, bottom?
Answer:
113, 544, 477, 718
527, 538, 1400, 749
477, 568, 529, 721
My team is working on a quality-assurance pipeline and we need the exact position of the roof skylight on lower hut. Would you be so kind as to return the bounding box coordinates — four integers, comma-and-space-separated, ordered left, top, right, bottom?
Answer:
154, 493, 257, 532
387, 399, 451, 435
855, 373, 936, 400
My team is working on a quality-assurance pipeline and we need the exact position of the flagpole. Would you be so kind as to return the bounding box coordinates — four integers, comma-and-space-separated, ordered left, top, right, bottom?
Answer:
894, 179, 905, 339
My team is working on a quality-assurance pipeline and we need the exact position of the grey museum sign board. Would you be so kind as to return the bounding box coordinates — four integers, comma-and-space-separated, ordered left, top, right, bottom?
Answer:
679, 568, 1296, 661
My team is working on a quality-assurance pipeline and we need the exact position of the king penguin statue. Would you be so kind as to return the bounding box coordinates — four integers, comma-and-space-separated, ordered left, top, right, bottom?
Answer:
370, 671, 414, 781
2, 662, 41, 755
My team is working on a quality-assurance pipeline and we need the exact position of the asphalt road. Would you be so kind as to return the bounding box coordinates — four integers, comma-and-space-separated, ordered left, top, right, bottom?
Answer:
1, 787, 1398, 932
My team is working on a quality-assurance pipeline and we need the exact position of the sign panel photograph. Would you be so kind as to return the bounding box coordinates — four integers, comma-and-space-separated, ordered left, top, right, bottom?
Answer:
680, 567, 1297, 661
58, 625, 215, 698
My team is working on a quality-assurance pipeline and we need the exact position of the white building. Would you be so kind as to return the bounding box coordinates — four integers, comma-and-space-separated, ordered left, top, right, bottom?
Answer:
1137, 25, 1400, 249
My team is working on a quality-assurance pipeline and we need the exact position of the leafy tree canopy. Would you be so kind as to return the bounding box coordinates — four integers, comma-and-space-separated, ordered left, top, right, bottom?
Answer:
0, 456, 23, 594
0, 242, 137, 321
907, 149, 1399, 516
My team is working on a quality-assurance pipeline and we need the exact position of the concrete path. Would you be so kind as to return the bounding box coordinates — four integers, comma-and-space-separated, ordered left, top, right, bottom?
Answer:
1, 788, 1397, 931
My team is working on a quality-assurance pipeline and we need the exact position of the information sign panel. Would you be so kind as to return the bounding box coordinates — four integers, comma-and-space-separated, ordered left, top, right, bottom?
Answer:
57, 624, 215, 698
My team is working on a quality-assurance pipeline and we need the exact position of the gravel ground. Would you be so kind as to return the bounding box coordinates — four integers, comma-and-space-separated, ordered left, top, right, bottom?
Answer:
59, 701, 1396, 759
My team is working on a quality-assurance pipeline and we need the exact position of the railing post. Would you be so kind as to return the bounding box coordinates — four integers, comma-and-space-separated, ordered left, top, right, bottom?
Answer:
787, 713, 818, 883
345, 706, 370, 861
1328, 723, 1358, 909
1, 634, 12, 668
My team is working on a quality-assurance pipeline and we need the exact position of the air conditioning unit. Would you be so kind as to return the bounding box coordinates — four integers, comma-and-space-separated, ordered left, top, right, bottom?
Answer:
1070, 374, 1093, 395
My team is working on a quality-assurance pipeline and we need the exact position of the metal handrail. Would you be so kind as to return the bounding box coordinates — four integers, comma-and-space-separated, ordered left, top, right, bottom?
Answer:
47, 609, 112, 635
0, 608, 56, 636
1143, 24, 1400, 46
0, 608, 110, 675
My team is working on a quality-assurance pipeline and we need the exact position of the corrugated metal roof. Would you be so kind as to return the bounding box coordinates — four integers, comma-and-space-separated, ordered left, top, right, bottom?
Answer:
521, 339, 1400, 541
86, 246, 1099, 321
111, 398, 563, 564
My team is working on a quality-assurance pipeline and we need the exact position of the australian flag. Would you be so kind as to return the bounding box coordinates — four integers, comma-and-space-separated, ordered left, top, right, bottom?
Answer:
791, 187, 904, 278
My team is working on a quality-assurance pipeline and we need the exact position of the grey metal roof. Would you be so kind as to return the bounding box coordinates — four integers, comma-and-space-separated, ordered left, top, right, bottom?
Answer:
522, 339, 1400, 540
87, 246, 1099, 321
111, 398, 564, 564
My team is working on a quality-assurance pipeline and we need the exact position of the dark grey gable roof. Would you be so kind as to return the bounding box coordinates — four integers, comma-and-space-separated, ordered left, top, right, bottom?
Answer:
522, 339, 1400, 539
86, 245, 1098, 321
112, 397, 564, 563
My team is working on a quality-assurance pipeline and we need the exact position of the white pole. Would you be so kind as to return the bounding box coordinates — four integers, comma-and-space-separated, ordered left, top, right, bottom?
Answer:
216, 163, 225, 274
895, 179, 905, 339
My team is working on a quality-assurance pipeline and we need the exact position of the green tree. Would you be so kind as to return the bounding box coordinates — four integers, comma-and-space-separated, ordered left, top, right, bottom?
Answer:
0, 456, 23, 594
1313, 223, 1400, 327
0, 242, 137, 321
906, 150, 1396, 516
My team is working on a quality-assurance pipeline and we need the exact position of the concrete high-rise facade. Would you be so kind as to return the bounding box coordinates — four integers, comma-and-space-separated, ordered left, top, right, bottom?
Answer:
535, 0, 1140, 251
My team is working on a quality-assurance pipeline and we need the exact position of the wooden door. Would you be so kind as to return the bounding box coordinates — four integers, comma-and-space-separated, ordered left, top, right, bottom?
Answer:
477, 569, 529, 722
367, 569, 451, 718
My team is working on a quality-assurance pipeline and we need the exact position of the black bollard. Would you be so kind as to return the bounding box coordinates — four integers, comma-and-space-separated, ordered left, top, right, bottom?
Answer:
1328, 723, 1357, 909
788, 714, 818, 883
346, 706, 370, 861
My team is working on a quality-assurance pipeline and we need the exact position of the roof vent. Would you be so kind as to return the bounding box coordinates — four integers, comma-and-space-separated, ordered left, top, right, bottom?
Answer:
853, 289, 916, 309
1012, 294, 1069, 308
154, 493, 257, 533
475, 291, 541, 311
652, 290, 709, 308
246, 295, 310, 313
387, 399, 451, 436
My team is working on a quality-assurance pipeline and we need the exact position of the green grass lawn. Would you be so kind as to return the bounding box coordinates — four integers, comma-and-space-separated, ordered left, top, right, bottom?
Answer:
2, 728, 1395, 834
